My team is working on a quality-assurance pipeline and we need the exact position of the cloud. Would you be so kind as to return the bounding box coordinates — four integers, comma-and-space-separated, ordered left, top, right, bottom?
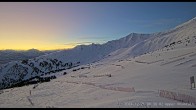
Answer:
76, 36, 110, 40
128, 18, 181, 28
151, 18, 181, 26
65, 36, 109, 46
64, 42, 94, 46
64, 41, 107, 46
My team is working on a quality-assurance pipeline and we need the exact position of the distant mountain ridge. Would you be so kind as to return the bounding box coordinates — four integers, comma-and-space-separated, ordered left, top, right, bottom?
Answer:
0, 49, 58, 65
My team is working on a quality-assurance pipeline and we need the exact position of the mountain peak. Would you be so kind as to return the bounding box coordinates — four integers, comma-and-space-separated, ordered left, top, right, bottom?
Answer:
187, 16, 196, 23
129, 32, 137, 35
127, 32, 143, 36
27, 48, 40, 52
191, 16, 196, 20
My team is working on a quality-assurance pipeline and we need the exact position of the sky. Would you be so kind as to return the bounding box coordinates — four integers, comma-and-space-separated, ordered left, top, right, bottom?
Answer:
0, 2, 196, 50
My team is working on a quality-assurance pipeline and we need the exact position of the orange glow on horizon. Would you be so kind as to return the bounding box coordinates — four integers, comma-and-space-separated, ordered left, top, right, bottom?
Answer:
0, 39, 76, 51
0, 46, 76, 51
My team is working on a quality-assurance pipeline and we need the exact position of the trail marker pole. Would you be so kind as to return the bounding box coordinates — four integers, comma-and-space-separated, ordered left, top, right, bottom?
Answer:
190, 76, 195, 89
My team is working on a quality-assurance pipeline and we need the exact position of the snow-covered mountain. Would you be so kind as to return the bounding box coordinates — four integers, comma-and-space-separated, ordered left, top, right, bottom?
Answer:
1, 31, 196, 108
46, 33, 151, 65
128, 17, 196, 57
0, 17, 196, 90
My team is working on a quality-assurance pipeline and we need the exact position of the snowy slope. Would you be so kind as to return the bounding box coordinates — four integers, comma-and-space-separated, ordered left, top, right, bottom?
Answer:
0, 43, 196, 108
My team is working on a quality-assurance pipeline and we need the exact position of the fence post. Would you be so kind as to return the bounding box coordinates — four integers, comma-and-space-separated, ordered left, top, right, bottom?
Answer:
190, 76, 195, 89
